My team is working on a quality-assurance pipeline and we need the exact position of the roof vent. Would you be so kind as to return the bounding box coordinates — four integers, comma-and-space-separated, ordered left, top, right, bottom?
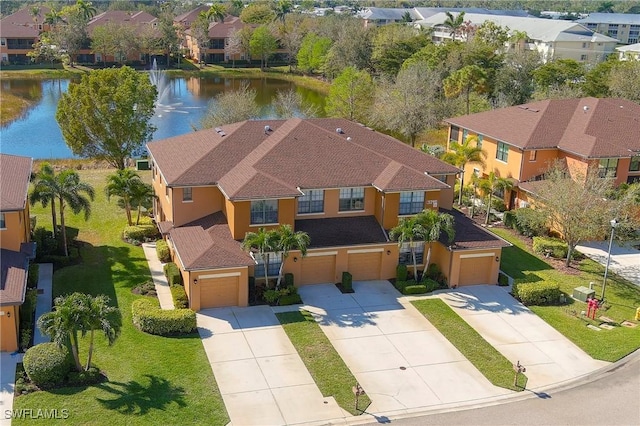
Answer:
214, 127, 226, 136
336, 128, 343, 134
583, 105, 589, 113
346, 137, 352, 141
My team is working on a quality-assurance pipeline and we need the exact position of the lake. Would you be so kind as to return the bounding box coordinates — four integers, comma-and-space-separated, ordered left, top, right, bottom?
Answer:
0, 75, 326, 159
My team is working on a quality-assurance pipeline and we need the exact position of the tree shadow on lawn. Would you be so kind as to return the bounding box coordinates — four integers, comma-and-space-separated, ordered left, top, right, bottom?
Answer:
103, 245, 152, 290
95, 375, 186, 415
501, 244, 553, 279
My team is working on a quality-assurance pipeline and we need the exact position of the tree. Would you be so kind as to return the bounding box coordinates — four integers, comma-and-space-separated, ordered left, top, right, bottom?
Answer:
325, 66, 373, 122
371, 26, 429, 76
76, 0, 97, 21
129, 180, 154, 225
192, 13, 211, 66
417, 209, 455, 268
205, 4, 226, 23
598, 1, 615, 13
442, 136, 487, 205
30, 6, 41, 29
533, 59, 585, 96
493, 50, 541, 107
56, 66, 157, 170
250, 26, 278, 69
473, 21, 509, 50
273, 89, 318, 118
608, 61, 640, 103
477, 171, 513, 225
242, 228, 278, 285
30, 162, 59, 236
44, 8, 63, 27
55, 169, 95, 256
297, 32, 332, 74
105, 169, 144, 226
84, 294, 121, 370
47, 7, 88, 66
444, 65, 489, 115
442, 11, 465, 39
90, 24, 117, 66
240, 2, 275, 24
390, 215, 427, 279
201, 83, 260, 129
226, 28, 243, 67
323, 16, 372, 77
273, 224, 310, 289
272, 0, 293, 25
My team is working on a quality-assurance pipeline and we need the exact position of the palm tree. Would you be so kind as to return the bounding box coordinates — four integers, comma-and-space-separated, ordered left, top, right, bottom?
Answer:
45, 8, 63, 27
30, 162, 59, 236
273, 0, 293, 25
442, 135, 487, 206
416, 210, 455, 268
129, 180, 154, 225
389, 215, 427, 279
30, 6, 41, 30
76, 0, 97, 21
442, 11, 465, 39
273, 224, 310, 289
205, 4, 226, 23
56, 169, 95, 256
242, 228, 278, 286
478, 171, 513, 225
105, 169, 143, 226
84, 294, 121, 370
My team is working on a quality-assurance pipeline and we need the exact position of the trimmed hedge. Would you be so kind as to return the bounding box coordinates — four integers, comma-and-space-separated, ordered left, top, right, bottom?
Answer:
394, 279, 416, 294
67, 367, 103, 387
171, 285, 189, 309
123, 224, 158, 242
156, 240, 171, 263
422, 278, 439, 293
163, 262, 182, 286
23, 343, 71, 388
341, 272, 352, 291
279, 294, 302, 306
284, 273, 294, 287
512, 208, 547, 237
513, 280, 561, 306
404, 284, 427, 295
131, 298, 196, 336
503, 210, 516, 229
532, 236, 569, 259
396, 264, 408, 281
27, 264, 39, 289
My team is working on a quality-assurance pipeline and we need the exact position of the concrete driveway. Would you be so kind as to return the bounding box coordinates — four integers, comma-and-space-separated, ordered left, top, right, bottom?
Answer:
576, 240, 640, 286
197, 305, 347, 426
298, 281, 511, 417
439, 286, 609, 389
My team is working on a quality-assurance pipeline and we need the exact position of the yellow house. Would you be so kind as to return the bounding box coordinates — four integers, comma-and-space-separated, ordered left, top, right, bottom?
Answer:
445, 98, 640, 209
147, 118, 510, 311
0, 154, 35, 352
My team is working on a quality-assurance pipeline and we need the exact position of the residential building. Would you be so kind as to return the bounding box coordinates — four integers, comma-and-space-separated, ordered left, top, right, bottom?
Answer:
616, 42, 640, 60
0, 5, 51, 64
579, 13, 640, 44
0, 154, 35, 352
444, 98, 640, 209
415, 13, 618, 63
357, 7, 420, 27
147, 118, 508, 310
183, 15, 248, 64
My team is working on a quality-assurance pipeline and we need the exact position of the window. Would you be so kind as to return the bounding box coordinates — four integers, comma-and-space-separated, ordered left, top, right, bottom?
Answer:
250, 200, 278, 224
399, 191, 425, 215
629, 156, 640, 172
496, 142, 509, 162
254, 252, 282, 278
580, 54, 588, 61
449, 126, 460, 143
182, 187, 192, 202
298, 190, 324, 214
582, 42, 588, 48
0, 39, 5, 46
399, 243, 424, 265
0, 213, 5, 229
339, 187, 365, 211
598, 158, 618, 178
529, 150, 537, 161
165, 185, 170, 198
462, 129, 468, 141
477, 134, 483, 149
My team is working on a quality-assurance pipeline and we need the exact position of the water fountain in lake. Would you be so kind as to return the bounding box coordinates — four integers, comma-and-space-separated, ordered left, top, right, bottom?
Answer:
149, 58, 190, 117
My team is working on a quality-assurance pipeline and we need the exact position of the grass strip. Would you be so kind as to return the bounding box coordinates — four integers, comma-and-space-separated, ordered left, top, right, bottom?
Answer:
276, 310, 370, 415
412, 299, 527, 391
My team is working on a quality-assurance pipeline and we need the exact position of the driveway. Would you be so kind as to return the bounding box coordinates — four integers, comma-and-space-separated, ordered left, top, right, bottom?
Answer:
197, 305, 347, 426
576, 240, 640, 286
439, 286, 609, 389
298, 281, 511, 417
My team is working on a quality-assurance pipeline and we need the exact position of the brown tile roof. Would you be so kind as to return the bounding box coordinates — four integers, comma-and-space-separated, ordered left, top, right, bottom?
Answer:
0, 21, 39, 38
0, 249, 28, 306
174, 6, 210, 27
295, 216, 389, 248
0, 154, 32, 211
445, 98, 640, 159
442, 209, 512, 250
169, 212, 254, 270
87, 11, 159, 37
0, 6, 50, 28
148, 118, 459, 200
208, 16, 246, 38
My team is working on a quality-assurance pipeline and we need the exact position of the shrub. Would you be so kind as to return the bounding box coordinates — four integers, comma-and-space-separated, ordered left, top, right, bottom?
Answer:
32, 227, 59, 258
123, 224, 158, 243
422, 278, 439, 293
498, 272, 510, 286
27, 264, 39, 289
171, 285, 189, 309
23, 343, 71, 388
503, 210, 516, 229
133, 280, 157, 297
342, 272, 352, 291
394, 279, 415, 294
284, 273, 294, 287
132, 298, 196, 336
263, 289, 280, 305
513, 280, 561, 306
492, 198, 507, 212
513, 208, 547, 237
396, 264, 408, 281
136, 216, 154, 225
67, 366, 103, 387
163, 262, 182, 286
532, 237, 568, 259
155, 240, 171, 263
279, 294, 302, 306
19, 289, 37, 350
404, 285, 427, 295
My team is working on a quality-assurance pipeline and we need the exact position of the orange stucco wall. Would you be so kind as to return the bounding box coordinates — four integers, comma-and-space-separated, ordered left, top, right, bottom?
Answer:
0, 305, 19, 352
228, 198, 296, 240
172, 186, 224, 227
0, 208, 30, 252
382, 192, 400, 229
153, 174, 174, 224
438, 175, 455, 210
520, 149, 561, 181
293, 188, 377, 220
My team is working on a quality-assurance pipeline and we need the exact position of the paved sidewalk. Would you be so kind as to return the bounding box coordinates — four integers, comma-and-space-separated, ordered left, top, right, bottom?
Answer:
197, 306, 347, 425
141, 242, 174, 310
439, 285, 609, 389
33, 263, 53, 345
576, 240, 640, 287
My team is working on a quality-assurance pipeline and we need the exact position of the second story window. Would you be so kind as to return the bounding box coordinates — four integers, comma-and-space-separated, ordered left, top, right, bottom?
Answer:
450, 126, 460, 143
183, 187, 192, 202
599, 158, 618, 178
339, 187, 364, 211
477, 134, 483, 149
0, 213, 5, 229
251, 200, 278, 225
629, 156, 640, 172
496, 142, 509, 162
529, 150, 537, 161
298, 190, 324, 214
399, 191, 425, 215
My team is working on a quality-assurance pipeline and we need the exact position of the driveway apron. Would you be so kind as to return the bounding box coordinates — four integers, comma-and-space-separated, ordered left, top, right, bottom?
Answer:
298, 281, 511, 417
197, 305, 346, 426
440, 286, 609, 389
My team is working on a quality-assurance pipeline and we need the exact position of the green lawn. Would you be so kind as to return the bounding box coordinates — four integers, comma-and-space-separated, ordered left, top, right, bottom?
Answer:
492, 227, 640, 362
276, 310, 370, 415
14, 168, 228, 425
412, 299, 527, 391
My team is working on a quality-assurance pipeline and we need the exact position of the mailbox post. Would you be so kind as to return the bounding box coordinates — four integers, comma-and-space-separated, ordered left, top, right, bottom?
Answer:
352, 382, 365, 412
513, 360, 526, 387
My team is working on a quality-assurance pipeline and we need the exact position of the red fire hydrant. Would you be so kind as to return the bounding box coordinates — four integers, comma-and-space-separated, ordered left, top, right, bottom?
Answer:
587, 298, 599, 320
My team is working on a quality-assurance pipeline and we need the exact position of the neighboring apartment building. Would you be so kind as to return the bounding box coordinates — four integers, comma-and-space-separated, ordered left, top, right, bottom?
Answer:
357, 7, 530, 27
415, 13, 618, 63
183, 15, 248, 64
0, 5, 51, 64
147, 118, 508, 310
444, 98, 640, 209
579, 13, 640, 44
616, 42, 640, 60
0, 154, 35, 352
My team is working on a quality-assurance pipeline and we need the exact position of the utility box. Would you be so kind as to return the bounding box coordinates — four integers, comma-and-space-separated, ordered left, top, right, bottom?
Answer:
573, 286, 595, 302
136, 159, 150, 171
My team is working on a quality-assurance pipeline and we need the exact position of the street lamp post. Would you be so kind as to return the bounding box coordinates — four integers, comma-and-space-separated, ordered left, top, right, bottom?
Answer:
601, 219, 618, 300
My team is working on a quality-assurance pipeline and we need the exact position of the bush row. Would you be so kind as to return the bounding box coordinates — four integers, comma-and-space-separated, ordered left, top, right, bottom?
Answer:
132, 298, 196, 336
503, 208, 547, 237
156, 240, 171, 263
163, 262, 182, 286
27, 264, 39, 289
532, 236, 570, 259
171, 284, 189, 309
513, 280, 561, 305
123, 224, 158, 242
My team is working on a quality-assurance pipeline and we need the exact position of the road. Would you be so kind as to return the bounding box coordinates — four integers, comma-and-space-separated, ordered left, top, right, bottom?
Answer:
363, 352, 640, 426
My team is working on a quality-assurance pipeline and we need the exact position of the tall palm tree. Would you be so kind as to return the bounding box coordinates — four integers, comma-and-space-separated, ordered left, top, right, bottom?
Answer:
30, 162, 59, 236
242, 228, 278, 286
44, 8, 63, 27
442, 135, 487, 206
442, 11, 465, 39
129, 180, 154, 225
105, 169, 143, 226
84, 294, 121, 370
273, 224, 310, 289
478, 171, 513, 225
76, 0, 97, 21
416, 210, 455, 268
205, 4, 226, 23
273, 0, 293, 25
30, 6, 41, 29
389, 215, 427, 279
56, 169, 95, 256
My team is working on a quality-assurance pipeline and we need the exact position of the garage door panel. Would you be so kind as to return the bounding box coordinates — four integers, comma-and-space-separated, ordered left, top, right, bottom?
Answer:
200, 277, 238, 308
301, 256, 335, 285
459, 257, 492, 286
348, 252, 381, 281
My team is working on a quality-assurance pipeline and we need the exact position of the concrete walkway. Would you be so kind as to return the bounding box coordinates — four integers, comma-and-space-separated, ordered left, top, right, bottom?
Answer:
439, 285, 609, 390
298, 281, 512, 418
576, 240, 640, 287
141, 242, 174, 310
33, 263, 53, 345
197, 306, 347, 425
